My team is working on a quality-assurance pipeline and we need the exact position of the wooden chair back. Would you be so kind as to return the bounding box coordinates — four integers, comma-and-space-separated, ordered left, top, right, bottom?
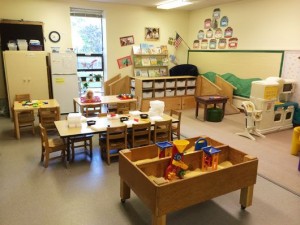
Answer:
153, 120, 172, 143
84, 104, 101, 117
131, 122, 151, 147
170, 110, 182, 140
15, 94, 31, 102
39, 107, 60, 132
117, 103, 130, 114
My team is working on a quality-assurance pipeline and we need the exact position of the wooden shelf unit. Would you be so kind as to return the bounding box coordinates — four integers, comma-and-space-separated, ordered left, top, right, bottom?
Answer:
132, 53, 169, 77
131, 76, 197, 111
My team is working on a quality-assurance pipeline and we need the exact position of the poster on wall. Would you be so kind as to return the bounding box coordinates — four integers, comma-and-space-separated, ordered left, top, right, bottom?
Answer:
224, 27, 233, 38
204, 19, 211, 29
168, 37, 175, 45
117, 55, 132, 69
120, 35, 134, 46
218, 38, 227, 49
215, 28, 223, 39
220, 16, 229, 27
211, 18, 218, 30
213, 8, 221, 19
201, 39, 208, 49
145, 27, 160, 41
206, 29, 213, 38
228, 37, 238, 49
197, 30, 205, 40
209, 39, 217, 49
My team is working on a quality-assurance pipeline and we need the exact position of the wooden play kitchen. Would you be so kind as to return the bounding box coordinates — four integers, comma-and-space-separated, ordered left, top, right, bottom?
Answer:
119, 136, 258, 225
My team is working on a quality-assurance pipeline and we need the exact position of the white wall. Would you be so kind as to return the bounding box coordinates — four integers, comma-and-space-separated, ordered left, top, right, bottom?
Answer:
188, 0, 300, 50
0, 0, 189, 78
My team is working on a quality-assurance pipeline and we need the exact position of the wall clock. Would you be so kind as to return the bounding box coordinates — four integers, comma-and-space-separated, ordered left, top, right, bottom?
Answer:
49, 31, 61, 43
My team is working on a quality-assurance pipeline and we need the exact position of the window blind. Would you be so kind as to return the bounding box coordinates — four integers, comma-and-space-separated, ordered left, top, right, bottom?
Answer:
70, 7, 103, 18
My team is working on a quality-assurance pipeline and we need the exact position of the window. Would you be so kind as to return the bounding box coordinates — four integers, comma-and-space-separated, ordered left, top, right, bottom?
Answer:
70, 8, 104, 92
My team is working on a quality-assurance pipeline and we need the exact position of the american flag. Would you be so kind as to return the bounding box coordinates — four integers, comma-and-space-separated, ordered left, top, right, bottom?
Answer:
174, 32, 183, 49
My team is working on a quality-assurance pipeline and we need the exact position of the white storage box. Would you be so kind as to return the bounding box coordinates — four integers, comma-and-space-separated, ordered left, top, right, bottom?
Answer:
187, 79, 196, 86
176, 89, 185, 96
166, 81, 175, 88
143, 91, 153, 98
176, 79, 186, 87
154, 81, 164, 89
155, 90, 164, 98
165, 89, 175, 97
131, 79, 135, 87
186, 88, 195, 95
67, 113, 82, 128
143, 81, 153, 88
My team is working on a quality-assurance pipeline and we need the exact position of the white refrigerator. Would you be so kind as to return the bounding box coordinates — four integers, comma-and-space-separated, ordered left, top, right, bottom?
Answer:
50, 53, 79, 114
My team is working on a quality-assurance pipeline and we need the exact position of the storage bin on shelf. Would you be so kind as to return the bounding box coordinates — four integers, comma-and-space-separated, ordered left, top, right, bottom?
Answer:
155, 90, 164, 98
154, 81, 164, 89
143, 91, 153, 98
177, 79, 186, 87
166, 80, 175, 88
143, 81, 153, 88
187, 79, 196, 86
176, 88, 185, 96
166, 89, 175, 97
186, 88, 195, 95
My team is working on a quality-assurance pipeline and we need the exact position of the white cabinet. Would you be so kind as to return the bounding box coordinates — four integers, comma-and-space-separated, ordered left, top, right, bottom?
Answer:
3, 51, 49, 112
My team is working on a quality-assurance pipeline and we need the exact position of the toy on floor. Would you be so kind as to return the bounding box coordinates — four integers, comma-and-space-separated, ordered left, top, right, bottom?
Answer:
236, 101, 265, 141
165, 140, 190, 180
201, 146, 221, 171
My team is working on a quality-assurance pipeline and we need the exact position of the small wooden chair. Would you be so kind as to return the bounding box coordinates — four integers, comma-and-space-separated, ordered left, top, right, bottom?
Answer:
38, 107, 60, 133
39, 124, 67, 168
68, 134, 93, 162
116, 103, 130, 114
83, 104, 102, 117
170, 110, 182, 140
12, 94, 35, 135
129, 122, 151, 148
152, 120, 172, 143
99, 125, 127, 165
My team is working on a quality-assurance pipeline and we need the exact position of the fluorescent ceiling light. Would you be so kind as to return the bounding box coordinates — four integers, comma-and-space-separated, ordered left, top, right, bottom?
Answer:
157, 0, 193, 9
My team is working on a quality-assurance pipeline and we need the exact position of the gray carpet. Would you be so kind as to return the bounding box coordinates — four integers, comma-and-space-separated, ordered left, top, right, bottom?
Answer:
0, 116, 300, 225
180, 108, 300, 195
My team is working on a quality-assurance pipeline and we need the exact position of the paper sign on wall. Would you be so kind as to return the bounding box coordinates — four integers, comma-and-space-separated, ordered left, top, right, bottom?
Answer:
55, 78, 65, 84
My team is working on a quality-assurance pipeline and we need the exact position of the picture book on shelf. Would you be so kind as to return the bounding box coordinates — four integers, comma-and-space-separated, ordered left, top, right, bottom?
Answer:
140, 69, 149, 77
140, 43, 151, 54
159, 68, 167, 76
162, 57, 169, 66
160, 45, 168, 54
141, 57, 151, 66
148, 69, 160, 77
133, 57, 142, 66
134, 69, 142, 76
150, 57, 157, 65
132, 45, 141, 54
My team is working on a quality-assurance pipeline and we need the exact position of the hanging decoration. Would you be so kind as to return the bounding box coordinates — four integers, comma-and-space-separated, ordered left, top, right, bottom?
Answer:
224, 27, 233, 38
204, 19, 211, 29
197, 30, 205, 40
220, 16, 228, 27
195, 8, 238, 49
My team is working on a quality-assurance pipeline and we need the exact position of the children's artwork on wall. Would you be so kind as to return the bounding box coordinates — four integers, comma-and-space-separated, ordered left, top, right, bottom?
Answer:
215, 28, 222, 39
204, 19, 211, 29
145, 27, 160, 41
220, 16, 228, 27
218, 38, 227, 49
206, 29, 213, 38
209, 39, 217, 49
213, 8, 221, 19
197, 30, 205, 40
201, 39, 208, 49
168, 37, 175, 45
193, 40, 200, 49
117, 55, 132, 69
120, 35, 134, 46
228, 37, 238, 49
224, 27, 233, 38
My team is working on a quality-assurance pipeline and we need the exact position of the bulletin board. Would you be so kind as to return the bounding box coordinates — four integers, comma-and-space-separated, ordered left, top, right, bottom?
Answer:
187, 50, 284, 79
